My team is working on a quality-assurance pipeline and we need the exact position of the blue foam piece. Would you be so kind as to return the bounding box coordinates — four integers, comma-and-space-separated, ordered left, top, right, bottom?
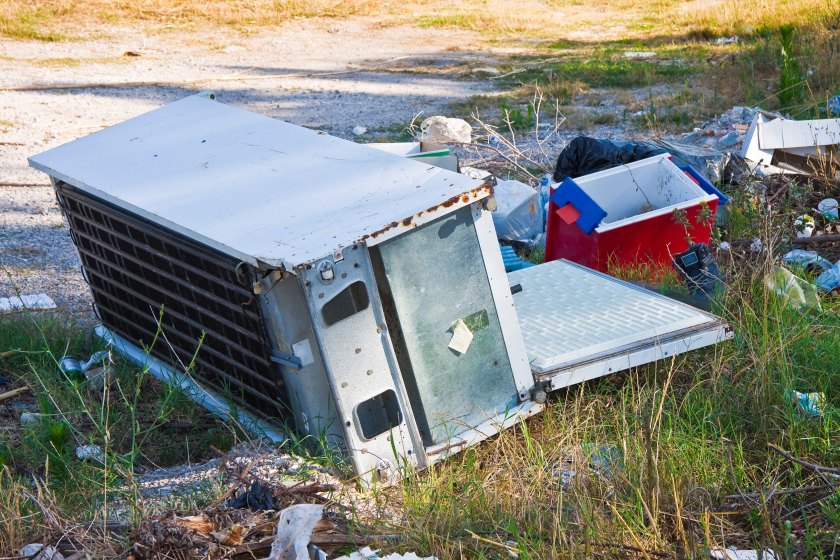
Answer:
549, 177, 607, 235
500, 245, 534, 272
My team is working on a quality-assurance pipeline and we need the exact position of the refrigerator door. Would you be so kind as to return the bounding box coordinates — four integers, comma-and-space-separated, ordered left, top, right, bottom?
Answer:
509, 259, 731, 390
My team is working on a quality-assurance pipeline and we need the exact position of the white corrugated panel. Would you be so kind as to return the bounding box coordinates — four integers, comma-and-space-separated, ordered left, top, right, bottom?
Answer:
509, 260, 724, 374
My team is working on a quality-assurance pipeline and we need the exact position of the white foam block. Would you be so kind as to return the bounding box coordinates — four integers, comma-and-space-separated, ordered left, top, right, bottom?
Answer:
0, 293, 56, 313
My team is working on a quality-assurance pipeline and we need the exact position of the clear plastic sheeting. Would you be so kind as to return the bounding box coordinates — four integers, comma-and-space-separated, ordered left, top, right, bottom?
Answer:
491, 179, 543, 243
765, 266, 822, 312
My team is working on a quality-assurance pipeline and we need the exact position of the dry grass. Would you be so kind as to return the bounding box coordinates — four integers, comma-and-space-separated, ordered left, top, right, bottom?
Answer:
1, 0, 837, 41
678, 0, 840, 38
0, 0, 384, 39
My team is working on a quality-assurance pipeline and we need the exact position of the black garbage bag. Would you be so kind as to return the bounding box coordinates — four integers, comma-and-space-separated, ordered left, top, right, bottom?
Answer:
226, 481, 278, 511
552, 136, 667, 182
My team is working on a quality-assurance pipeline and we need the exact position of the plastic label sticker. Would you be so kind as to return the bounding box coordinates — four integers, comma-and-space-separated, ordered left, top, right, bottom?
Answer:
448, 319, 474, 355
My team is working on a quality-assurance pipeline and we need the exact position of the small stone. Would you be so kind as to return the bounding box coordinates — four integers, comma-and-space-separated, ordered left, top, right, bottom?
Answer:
18, 544, 64, 560
352, 126, 367, 136
20, 412, 45, 426
76, 444, 106, 464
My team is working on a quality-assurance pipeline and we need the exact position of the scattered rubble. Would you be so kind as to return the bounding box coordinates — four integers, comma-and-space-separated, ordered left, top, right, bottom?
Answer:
17, 544, 64, 560
741, 114, 840, 176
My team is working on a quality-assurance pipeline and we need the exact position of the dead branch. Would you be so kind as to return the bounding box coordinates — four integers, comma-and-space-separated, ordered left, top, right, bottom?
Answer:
769, 443, 840, 477
791, 234, 840, 245
470, 117, 550, 173
725, 482, 840, 501
452, 142, 540, 181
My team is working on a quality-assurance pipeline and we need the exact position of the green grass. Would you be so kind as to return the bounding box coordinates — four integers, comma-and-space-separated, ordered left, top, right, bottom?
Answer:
0, 312, 242, 551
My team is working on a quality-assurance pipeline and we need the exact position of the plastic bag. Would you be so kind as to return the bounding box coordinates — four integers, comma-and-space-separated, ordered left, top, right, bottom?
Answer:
492, 180, 543, 243
815, 261, 840, 293
765, 266, 822, 312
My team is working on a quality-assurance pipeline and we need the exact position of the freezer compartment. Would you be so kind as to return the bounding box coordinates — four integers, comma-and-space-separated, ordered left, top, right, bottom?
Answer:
509, 260, 732, 390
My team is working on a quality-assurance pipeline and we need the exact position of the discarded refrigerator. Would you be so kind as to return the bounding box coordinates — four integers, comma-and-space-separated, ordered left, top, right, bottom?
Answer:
29, 94, 732, 484
545, 154, 719, 271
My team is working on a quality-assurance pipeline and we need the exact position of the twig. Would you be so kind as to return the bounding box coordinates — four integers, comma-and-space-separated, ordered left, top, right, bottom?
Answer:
0, 386, 30, 402
0, 183, 52, 187
208, 451, 270, 507
769, 443, 840, 475
466, 530, 520, 555
471, 118, 550, 172
1, 349, 19, 359
453, 142, 539, 181
725, 482, 840, 501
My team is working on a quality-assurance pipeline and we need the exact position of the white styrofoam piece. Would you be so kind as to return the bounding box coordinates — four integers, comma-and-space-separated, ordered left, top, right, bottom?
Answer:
569, 154, 717, 231
740, 113, 777, 169
29, 95, 486, 269
0, 293, 56, 313
509, 260, 726, 374
758, 117, 840, 150
741, 113, 839, 175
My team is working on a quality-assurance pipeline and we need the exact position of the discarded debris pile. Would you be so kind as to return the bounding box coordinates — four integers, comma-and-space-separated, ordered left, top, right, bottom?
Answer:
438, 105, 839, 308
131, 504, 366, 560
129, 443, 401, 559
130, 446, 413, 560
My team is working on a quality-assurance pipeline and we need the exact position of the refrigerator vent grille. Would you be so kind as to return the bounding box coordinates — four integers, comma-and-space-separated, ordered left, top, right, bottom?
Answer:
56, 182, 289, 420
